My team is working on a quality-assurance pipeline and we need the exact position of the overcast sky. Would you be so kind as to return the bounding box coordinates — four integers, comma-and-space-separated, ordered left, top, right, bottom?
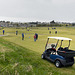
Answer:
0, 0, 75, 22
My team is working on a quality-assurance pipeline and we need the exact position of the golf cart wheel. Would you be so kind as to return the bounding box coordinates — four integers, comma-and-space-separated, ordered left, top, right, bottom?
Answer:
55, 60, 62, 68
41, 54, 45, 59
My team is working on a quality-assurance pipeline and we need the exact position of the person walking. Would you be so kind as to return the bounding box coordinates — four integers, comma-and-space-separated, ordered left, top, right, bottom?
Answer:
22, 32, 24, 40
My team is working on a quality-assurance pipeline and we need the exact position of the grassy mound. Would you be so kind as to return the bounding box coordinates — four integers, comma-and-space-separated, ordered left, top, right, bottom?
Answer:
0, 38, 75, 75
0, 38, 58, 75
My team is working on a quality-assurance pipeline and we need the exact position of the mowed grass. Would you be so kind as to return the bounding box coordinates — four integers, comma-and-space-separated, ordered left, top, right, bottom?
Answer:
2, 27, 75, 53
0, 27, 75, 75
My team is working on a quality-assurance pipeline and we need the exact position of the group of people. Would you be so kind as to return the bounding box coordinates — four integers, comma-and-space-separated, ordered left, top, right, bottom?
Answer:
16, 31, 24, 40
22, 32, 38, 41
49, 31, 57, 34
2, 29, 38, 42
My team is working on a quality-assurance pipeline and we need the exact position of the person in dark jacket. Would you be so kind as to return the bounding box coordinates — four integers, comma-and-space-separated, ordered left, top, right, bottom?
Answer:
35, 33, 38, 40
49, 31, 51, 34
16, 31, 18, 35
55, 31, 57, 34
3, 30, 5, 35
22, 32, 24, 40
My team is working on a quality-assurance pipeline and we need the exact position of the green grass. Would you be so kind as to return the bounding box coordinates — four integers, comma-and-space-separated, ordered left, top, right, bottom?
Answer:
0, 27, 75, 75
0, 38, 75, 75
2, 27, 75, 52
0, 38, 60, 75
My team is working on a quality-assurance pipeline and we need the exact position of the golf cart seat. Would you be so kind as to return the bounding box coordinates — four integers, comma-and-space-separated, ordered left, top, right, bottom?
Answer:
57, 47, 75, 57
46, 48, 56, 56
46, 48, 56, 52
58, 47, 68, 51
58, 47, 63, 51
63, 47, 68, 50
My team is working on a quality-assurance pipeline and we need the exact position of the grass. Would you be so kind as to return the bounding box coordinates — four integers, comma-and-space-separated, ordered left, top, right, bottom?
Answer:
0, 38, 75, 75
2, 27, 75, 52
0, 27, 75, 75
0, 38, 59, 75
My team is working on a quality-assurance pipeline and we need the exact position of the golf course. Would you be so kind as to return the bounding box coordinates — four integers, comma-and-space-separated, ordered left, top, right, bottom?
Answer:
0, 27, 75, 75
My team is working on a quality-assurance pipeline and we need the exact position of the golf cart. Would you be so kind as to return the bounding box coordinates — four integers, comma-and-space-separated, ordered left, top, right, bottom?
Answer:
41, 37, 75, 68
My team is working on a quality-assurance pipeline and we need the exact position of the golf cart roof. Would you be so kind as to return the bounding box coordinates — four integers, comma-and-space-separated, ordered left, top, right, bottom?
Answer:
48, 37, 72, 41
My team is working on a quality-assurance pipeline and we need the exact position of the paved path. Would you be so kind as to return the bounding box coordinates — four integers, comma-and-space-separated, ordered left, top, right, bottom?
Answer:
0, 35, 7, 36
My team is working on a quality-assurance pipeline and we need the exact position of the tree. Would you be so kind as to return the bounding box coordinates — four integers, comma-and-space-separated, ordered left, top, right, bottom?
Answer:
50, 20, 55, 24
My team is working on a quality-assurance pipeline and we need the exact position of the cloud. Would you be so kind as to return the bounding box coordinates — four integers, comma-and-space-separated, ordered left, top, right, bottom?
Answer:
0, 0, 75, 22
52, 0, 75, 5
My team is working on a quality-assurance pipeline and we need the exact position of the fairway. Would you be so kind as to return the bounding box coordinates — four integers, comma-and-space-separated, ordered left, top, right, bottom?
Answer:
2, 27, 75, 53
0, 27, 75, 75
